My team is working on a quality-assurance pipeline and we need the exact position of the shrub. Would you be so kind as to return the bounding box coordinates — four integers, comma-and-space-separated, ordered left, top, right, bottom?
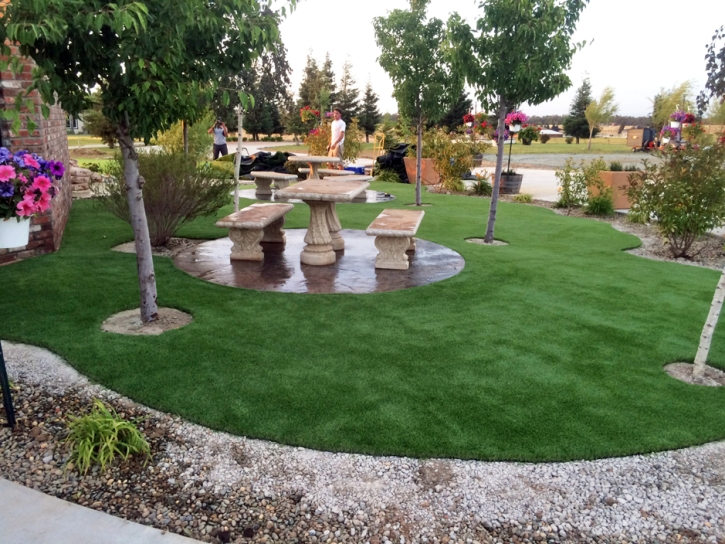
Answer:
624, 165, 639, 172
554, 157, 587, 212
513, 193, 533, 203
420, 127, 489, 192
81, 162, 101, 173
626, 141, 725, 258
609, 161, 623, 171
153, 112, 214, 161
539, 134, 551, 144
565, 136, 574, 144
470, 174, 493, 196
586, 195, 615, 216
375, 169, 402, 183
305, 118, 364, 162
97, 150, 235, 246
66, 399, 149, 474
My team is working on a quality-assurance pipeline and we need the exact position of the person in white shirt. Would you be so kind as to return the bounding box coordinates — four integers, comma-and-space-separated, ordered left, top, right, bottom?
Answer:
327, 107, 346, 170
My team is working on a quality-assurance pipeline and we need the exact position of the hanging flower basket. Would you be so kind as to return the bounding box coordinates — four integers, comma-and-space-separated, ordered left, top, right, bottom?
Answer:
0, 217, 30, 249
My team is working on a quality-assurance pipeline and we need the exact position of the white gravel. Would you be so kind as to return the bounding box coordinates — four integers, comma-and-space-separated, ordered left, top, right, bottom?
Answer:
3, 340, 724, 543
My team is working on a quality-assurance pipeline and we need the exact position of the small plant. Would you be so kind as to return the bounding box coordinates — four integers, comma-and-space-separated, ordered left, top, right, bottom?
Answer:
513, 193, 533, 203
375, 169, 402, 183
66, 399, 150, 474
554, 157, 588, 213
608, 161, 623, 171
565, 136, 574, 144
517, 125, 541, 145
586, 195, 615, 216
470, 173, 493, 196
539, 134, 551, 144
80, 162, 102, 173
623, 165, 639, 172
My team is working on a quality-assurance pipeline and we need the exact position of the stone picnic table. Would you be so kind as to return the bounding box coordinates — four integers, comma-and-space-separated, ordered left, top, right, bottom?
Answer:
275, 178, 369, 266
250, 171, 299, 197
286, 155, 341, 180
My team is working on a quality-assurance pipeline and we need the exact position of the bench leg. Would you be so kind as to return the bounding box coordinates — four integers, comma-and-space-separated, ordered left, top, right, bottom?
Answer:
274, 180, 291, 190
229, 227, 264, 261
408, 237, 417, 252
374, 236, 410, 270
255, 178, 273, 196
262, 216, 286, 244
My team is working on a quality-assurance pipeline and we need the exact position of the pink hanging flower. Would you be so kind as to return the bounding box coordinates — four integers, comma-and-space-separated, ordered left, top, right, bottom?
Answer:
0, 164, 15, 182
23, 154, 41, 169
16, 198, 36, 217
18, 174, 28, 184
31, 175, 52, 192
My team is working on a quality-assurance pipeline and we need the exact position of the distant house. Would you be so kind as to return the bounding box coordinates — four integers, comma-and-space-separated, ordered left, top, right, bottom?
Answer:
540, 129, 563, 138
66, 114, 85, 134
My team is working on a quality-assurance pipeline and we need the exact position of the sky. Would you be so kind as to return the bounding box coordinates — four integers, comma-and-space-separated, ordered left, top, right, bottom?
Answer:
277, 0, 725, 117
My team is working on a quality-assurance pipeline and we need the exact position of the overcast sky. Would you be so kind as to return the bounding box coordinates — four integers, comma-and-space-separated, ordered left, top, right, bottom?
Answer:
278, 0, 725, 117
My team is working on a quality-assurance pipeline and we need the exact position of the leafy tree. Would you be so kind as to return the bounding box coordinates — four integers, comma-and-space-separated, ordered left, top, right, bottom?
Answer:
297, 55, 321, 108
449, 0, 589, 242
432, 89, 473, 131
705, 98, 725, 124
336, 59, 360, 124
584, 86, 618, 149
697, 25, 725, 114
0, 0, 291, 323
359, 80, 382, 143
650, 82, 695, 132
83, 109, 118, 149
562, 78, 594, 144
319, 53, 338, 111
374, 0, 461, 206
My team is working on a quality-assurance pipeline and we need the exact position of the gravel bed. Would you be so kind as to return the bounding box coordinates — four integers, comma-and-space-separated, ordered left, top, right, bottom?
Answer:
2, 342, 725, 544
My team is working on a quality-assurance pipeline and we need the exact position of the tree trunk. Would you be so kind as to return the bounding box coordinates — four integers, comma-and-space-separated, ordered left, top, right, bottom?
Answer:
415, 114, 423, 207
587, 127, 593, 150
365, 133, 370, 144
183, 120, 189, 156
118, 119, 159, 324
484, 95, 507, 244
576, 136, 580, 144
693, 269, 725, 376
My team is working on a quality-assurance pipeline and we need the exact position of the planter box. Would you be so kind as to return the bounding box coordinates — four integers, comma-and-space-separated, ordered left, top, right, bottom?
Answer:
491, 173, 523, 194
403, 157, 440, 186
595, 171, 634, 209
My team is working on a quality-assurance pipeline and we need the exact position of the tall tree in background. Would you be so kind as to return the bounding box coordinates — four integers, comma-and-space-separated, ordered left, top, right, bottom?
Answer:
449, 0, 588, 243
432, 89, 473, 131
0, 0, 290, 323
319, 53, 338, 112
375, 0, 460, 206
298, 54, 321, 108
82, 92, 118, 149
562, 78, 594, 144
336, 59, 360, 124
359, 80, 382, 142
585, 86, 617, 149
697, 25, 725, 114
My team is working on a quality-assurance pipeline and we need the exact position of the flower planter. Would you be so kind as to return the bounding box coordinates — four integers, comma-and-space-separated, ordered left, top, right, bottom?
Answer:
594, 171, 635, 209
403, 157, 440, 186
473, 153, 484, 167
670, 121, 681, 129
0, 217, 30, 249
495, 174, 523, 194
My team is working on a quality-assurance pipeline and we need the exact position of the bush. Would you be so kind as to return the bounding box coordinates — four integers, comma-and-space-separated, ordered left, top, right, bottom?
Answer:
470, 174, 493, 196
565, 136, 574, 144
586, 195, 615, 216
375, 169, 402, 183
609, 161, 623, 171
539, 134, 551, 144
81, 162, 101, 173
305, 118, 365, 162
626, 141, 725, 258
420, 127, 489, 192
554, 158, 588, 212
624, 165, 639, 172
153, 112, 214, 161
97, 150, 235, 246
518, 125, 540, 145
513, 193, 533, 203
66, 399, 149, 474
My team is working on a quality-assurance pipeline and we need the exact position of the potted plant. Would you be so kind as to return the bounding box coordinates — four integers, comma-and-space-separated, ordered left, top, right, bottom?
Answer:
462, 113, 475, 127
0, 147, 64, 249
669, 110, 688, 129
517, 124, 541, 145
660, 126, 679, 144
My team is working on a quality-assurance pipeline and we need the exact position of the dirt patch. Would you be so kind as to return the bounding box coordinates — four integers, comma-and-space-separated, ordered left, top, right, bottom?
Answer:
112, 237, 205, 259
70, 148, 113, 157
415, 460, 455, 491
664, 363, 725, 387
466, 238, 508, 246
101, 307, 193, 335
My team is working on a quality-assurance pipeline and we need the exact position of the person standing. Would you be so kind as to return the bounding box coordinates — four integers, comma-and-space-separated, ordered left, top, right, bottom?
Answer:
327, 107, 346, 170
208, 118, 228, 160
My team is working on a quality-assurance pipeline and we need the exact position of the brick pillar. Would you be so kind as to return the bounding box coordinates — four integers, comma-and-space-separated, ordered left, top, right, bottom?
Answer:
0, 44, 72, 265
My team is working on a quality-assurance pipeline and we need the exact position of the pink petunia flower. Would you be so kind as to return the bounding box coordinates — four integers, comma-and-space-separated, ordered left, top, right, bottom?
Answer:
16, 198, 36, 217
0, 164, 16, 182
23, 154, 40, 169
31, 175, 52, 192
18, 174, 28, 183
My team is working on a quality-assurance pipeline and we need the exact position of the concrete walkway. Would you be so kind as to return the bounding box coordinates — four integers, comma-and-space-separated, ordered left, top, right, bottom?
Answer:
0, 478, 200, 544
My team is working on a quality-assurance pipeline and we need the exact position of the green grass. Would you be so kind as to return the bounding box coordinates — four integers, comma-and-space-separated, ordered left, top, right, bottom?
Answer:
76, 159, 113, 169
67, 135, 106, 147
490, 141, 632, 154
2, 186, 725, 462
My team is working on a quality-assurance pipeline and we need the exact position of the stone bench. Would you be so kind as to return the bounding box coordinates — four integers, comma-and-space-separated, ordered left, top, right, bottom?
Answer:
299, 168, 356, 179
251, 171, 299, 196
215, 203, 294, 261
366, 209, 425, 270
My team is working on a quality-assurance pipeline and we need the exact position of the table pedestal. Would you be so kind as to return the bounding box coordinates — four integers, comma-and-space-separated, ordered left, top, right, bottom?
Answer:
255, 178, 273, 196
325, 203, 344, 251
301, 200, 336, 265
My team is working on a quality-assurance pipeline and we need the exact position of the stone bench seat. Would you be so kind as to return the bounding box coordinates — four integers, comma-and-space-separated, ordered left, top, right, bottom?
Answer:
250, 171, 299, 195
298, 168, 356, 178
366, 209, 425, 270
215, 203, 294, 261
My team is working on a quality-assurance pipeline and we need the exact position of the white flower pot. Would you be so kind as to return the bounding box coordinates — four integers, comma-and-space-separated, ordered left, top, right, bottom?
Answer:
662, 137, 671, 144
0, 217, 31, 249
510, 123, 522, 133
670, 121, 681, 129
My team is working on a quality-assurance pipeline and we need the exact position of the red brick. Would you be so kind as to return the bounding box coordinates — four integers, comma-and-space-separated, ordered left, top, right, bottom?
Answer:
0, 254, 18, 265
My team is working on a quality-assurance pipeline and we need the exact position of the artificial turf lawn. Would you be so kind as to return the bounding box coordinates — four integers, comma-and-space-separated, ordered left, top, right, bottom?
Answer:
2, 183, 725, 462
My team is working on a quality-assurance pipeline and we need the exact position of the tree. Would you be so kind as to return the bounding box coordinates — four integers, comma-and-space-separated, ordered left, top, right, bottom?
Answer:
449, 0, 589, 243
650, 82, 695, 132
336, 59, 360, 124
374, 0, 461, 206
359, 80, 382, 143
584, 86, 617, 149
705, 98, 725, 124
297, 54, 321, 109
562, 78, 594, 144
82, 110, 118, 149
319, 53, 338, 112
1, 0, 290, 323
697, 25, 725, 114
432, 89, 473, 131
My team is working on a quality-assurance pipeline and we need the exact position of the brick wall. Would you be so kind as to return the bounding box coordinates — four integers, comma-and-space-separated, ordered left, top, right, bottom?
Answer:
0, 45, 72, 266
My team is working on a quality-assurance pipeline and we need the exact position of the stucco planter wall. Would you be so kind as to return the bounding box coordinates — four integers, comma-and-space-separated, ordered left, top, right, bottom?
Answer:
596, 171, 635, 209
403, 157, 440, 186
